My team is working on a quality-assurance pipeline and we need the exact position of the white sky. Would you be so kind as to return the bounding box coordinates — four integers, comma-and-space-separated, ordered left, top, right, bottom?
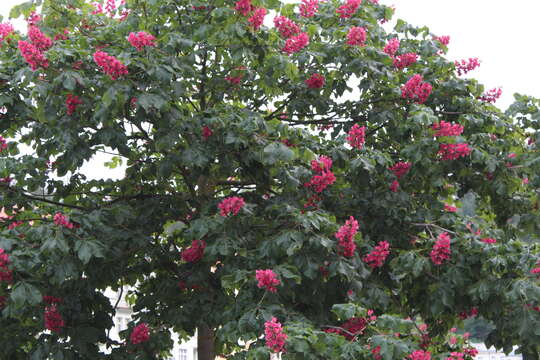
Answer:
2, 0, 539, 179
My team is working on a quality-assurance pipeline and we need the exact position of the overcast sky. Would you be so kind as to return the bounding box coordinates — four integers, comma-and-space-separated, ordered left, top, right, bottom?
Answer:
2, 0, 539, 179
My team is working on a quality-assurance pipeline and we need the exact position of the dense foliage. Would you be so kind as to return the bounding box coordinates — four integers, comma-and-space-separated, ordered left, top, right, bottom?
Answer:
0, 0, 539, 359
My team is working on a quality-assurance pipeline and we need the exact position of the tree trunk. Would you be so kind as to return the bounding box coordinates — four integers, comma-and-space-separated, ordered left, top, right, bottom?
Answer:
197, 325, 215, 360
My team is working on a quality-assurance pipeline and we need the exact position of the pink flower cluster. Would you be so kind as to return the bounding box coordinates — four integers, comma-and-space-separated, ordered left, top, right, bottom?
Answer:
383, 38, 400, 57
305, 156, 336, 193
430, 232, 451, 265
265, 317, 287, 352
347, 124, 366, 150
93, 51, 129, 80
130, 323, 150, 344
54, 212, 75, 229
401, 74, 432, 104
444, 204, 457, 212
363, 241, 390, 268
181, 240, 206, 263
335, 216, 359, 257
127, 31, 156, 51
481, 237, 496, 244
282, 32, 310, 55
437, 143, 472, 161
28, 26, 53, 51
0, 136, 7, 152
531, 260, 540, 277
225, 75, 242, 85
389, 180, 399, 192
256, 269, 281, 292
336, 0, 362, 18
389, 161, 411, 178
27, 11, 41, 26
18, 40, 49, 70
478, 88, 502, 103
446, 352, 465, 360
409, 350, 431, 360
202, 125, 213, 139
44, 305, 64, 333
346, 26, 367, 46
325, 317, 367, 340
311, 156, 332, 173
0, 248, 12, 282
299, 0, 319, 17
393, 53, 418, 69
66, 94, 82, 115
274, 16, 300, 38
218, 196, 245, 216
458, 307, 478, 320
305, 73, 325, 89
248, 8, 267, 30
235, 0, 253, 16
0, 22, 14, 44
432, 121, 464, 137
454, 58, 480, 76
435, 35, 450, 46
43, 295, 63, 305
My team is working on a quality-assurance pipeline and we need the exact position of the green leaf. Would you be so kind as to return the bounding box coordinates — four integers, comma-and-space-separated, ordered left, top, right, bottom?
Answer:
11, 282, 42, 307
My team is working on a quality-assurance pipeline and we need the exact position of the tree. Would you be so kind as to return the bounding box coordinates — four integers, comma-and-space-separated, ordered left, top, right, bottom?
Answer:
0, 0, 539, 359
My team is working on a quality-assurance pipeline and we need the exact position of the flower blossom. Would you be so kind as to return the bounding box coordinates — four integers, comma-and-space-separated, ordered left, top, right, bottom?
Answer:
18, 40, 49, 71
444, 204, 457, 212
0, 248, 13, 283
389, 180, 399, 192
481, 237, 496, 244
393, 53, 418, 69
325, 317, 367, 340
531, 260, 540, 277
389, 161, 411, 178
347, 124, 366, 150
127, 31, 156, 51
282, 32, 309, 55
274, 16, 300, 38
93, 51, 128, 80
430, 232, 451, 265
401, 74, 432, 104
26, 11, 41, 26
335, 216, 359, 257
435, 35, 450, 46
0, 136, 7, 152
202, 126, 213, 139
409, 350, 431, 360
454, 58, 480, 76
478, 88, 502, 103
0, 22, 15, 44
363, 241, 390, 268
248, 7, 267, 30
305, 171, 336, 193
181, 240, 206, 263
336, 0, 362, 18
66, 94, 82, 116
299, 0, 319, 17
256, 269, 281, 292
383, 38, 400, 57
235, 0, 252, 16
54, 212, 75, 229
265, 317, 287, 352
218, 196, 245, 216
28, 25, 53, 51
305, 73, 325, 89
437, 143, 471, 161
44, 305, 64, 333
130, 323, 150, 344
311, 156, 332, 173
346, 26, 367, 46
432, 121, 464, 137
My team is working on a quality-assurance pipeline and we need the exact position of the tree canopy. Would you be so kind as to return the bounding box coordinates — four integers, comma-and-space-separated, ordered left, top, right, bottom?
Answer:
0, 0, 539, 359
